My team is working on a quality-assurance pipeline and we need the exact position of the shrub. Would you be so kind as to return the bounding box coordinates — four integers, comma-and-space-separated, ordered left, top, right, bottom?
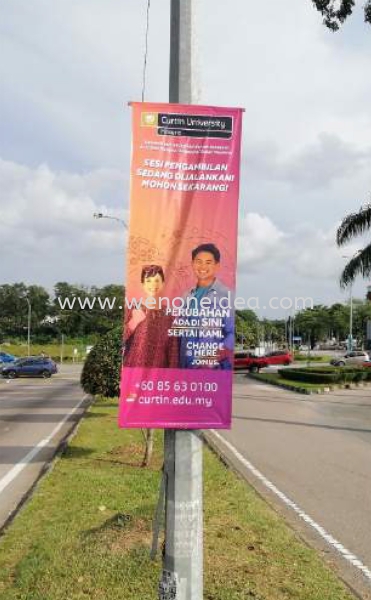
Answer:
279, 369, 341, 384
81, 326, 122, 398
278, 367, 367, 385
80, 325, 155, 467
352, 370, 367, 383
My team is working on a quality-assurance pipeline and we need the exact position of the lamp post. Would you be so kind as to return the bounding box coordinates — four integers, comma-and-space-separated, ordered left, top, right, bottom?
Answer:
93, 212, 128, 229
25, 297, 31, 356
342, 251, 361, 351
60, 333, 65, 364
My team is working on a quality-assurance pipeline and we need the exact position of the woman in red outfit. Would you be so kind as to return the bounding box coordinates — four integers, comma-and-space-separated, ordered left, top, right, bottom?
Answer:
123, 265, 179, 368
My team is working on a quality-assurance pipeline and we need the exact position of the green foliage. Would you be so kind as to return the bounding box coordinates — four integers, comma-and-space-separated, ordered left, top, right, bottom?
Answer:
235, 311, 286, 348
366, 1, 371, 23
336, 205, 371, 287
310, 0, 371, 30
54, 282, 124, 338
0, 282, 124, 343
295, 305, 332, 348
81, 327, 123, 397
294, 354, 331, 362
235, 309, 260, 346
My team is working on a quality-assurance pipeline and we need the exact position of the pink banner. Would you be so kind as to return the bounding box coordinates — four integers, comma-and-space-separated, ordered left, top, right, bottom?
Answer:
119, 102, 243, 429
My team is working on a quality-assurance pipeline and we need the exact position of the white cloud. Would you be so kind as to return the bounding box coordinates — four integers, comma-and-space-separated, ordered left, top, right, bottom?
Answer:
1, 0, 371, 308
244, 134, 371, 190
0, 159, 127, 285
238, 213, 287, 270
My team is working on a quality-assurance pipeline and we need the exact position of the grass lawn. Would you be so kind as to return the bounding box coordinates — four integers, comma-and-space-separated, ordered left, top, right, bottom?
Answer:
294, 354, 332, 363
1, 343, 86, 361
0, 398, 355, 600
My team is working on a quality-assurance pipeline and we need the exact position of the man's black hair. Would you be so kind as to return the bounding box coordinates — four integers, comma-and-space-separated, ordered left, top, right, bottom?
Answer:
192, 243, 221, 263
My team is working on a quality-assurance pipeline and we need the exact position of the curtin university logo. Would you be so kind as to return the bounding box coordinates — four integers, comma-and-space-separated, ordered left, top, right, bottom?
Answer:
141, 111, 233, 139
141, 112, 158, 127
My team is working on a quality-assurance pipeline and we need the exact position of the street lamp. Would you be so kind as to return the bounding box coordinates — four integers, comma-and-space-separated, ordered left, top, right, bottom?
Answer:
93, 212, 128, 229
342, 250, 361, 351
25, 297, 31, 356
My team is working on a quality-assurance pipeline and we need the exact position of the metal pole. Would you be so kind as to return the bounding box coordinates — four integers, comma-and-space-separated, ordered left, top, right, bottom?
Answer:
25, 298, 31, 357
350, 284, 353, 351
284, 318, 287, 347
160, 2, 203, 599
60, 333, 64, 364
169, 0, 192, 103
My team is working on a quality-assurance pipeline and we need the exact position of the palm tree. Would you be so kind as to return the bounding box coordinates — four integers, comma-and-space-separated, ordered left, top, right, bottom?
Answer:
337, 203, 371, 287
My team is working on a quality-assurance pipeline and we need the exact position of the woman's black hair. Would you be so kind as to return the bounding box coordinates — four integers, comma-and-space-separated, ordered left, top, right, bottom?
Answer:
141, 265, 165, 283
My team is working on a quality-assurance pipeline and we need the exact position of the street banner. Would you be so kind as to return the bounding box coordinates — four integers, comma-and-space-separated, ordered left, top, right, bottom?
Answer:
119, 102, 243, 429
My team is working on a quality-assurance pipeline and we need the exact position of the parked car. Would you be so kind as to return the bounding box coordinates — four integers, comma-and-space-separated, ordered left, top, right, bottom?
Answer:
234, 351, 269, 372
330, 351, 370, 367
263, 350, 293, 366
2, 357, 58, 379
234, 350, 293, 372
0, 351, 16, 363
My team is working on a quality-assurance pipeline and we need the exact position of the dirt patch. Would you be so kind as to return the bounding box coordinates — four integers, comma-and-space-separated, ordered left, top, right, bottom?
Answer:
93, 443, 163, 470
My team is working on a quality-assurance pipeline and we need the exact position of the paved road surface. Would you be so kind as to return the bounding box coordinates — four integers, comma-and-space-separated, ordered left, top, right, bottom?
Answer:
0, 364, 87, 529
215, 376, 371, 597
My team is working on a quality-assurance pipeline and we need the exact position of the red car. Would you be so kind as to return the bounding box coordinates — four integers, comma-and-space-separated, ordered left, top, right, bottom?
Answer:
263, 350, 293, 366
234, 350, 293, 372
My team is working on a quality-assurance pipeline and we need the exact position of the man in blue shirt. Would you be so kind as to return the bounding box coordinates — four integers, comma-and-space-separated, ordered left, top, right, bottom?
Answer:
179, 243, 234, 369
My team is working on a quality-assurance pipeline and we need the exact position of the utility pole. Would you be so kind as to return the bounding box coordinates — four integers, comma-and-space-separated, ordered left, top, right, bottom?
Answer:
60, 333, 65, 364
25, 297, 31, 357
349, 283, 353, 351
160, 2, 203, 599
342, 251, 361, 351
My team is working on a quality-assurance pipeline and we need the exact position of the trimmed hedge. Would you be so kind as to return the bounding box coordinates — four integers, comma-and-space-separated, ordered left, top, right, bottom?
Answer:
81, 326, 122, 397
278, 367, 370, 384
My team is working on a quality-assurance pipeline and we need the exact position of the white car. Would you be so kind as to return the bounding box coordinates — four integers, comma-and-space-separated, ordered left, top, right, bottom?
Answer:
331, 351, 370, 366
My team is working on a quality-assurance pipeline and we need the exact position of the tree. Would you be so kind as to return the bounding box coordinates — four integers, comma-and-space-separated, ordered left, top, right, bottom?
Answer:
0, 283, 53, 340
53, 282, 124, 340
328, 302, 349, 340
235, 309, 260, 347
337, 204, 371, 287
295, 305, 331, 348
311, 0, 371, 31
81, 326, 122, 398
352, 300, 371, 346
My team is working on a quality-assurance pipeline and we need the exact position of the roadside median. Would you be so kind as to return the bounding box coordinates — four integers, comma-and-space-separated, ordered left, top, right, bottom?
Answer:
0, 397, 356, 600
248, 366, 371, 395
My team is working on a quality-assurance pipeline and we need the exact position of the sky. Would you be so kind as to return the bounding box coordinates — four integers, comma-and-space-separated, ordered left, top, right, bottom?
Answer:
1, 0, 371, 316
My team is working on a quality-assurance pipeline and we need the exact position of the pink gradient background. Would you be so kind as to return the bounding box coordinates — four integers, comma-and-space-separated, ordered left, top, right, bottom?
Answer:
119, 367, 232, 429
119, 102, 243, 429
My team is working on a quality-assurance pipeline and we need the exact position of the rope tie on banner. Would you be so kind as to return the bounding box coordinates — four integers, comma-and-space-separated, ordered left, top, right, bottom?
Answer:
142, 0, 151, 102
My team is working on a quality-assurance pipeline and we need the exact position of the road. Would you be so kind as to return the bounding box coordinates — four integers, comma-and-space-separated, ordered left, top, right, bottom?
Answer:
212, 376, 371, 598
0, 364, 87, 530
